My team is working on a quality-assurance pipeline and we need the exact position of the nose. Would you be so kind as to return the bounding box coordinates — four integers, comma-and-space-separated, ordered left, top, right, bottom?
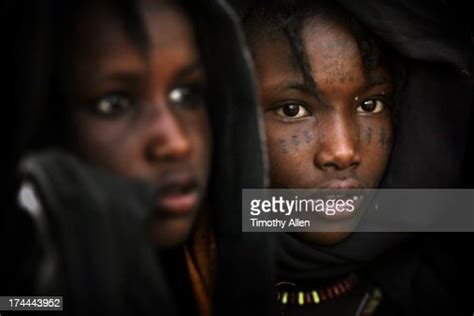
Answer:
314, 115, 361, 171
144, 104, 191, 162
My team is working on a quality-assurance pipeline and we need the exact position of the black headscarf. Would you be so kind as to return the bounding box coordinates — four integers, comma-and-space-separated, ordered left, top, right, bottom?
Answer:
2, 0, 277, 315
183, 1, 277, 315
232, 0, 472, 314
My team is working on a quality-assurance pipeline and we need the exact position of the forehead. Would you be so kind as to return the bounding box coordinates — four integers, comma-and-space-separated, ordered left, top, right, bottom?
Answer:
70, 1, 195, 69
141, 2, 195, 50
301, 15, 360, 67
253, 33, 302, 89
254, 15, 390, 94
301, 16, 366, 88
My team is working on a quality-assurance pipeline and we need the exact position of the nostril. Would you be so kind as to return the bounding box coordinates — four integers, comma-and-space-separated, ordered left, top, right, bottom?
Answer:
322, 160, 359, 171
323, 162, 337, 170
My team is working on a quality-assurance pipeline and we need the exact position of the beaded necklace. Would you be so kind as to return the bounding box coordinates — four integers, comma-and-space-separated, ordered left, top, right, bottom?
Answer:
276, 274, 382, 316
276, 273, 358, 305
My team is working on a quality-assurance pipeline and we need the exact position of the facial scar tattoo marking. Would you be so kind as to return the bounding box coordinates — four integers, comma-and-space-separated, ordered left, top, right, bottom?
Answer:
291, 134, 300, 151
356, 124, 361, 143
279, 139, 290, 155
365, 126, 372, 145
378, 127, 386, 147
304, 129, 314, 144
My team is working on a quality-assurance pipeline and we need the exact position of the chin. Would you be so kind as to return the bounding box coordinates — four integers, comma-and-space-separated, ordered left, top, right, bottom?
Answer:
296, 231, 352, 246
151, 217, 194, 249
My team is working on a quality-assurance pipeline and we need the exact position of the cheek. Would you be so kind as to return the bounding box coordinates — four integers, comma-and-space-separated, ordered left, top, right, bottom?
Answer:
359, 120, 393, 184
71, 114, 143, 175
264, 118, 316, 186
182, 109, 212, 177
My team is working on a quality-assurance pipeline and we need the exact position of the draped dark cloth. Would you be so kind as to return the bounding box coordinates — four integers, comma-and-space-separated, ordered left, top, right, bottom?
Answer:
231, 0, 473, 314
2, 1, 276, 315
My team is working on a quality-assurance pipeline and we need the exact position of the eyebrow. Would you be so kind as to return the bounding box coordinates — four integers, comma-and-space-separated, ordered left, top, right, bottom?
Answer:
267, 77, 393, 105
277, 80, 329, 107
174, 61, 204, 81
367, 76, 393, 88
97, 72, 142, 84
91, 60, 204, 85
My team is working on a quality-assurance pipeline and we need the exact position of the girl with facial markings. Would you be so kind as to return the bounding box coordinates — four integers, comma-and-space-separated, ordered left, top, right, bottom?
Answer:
247, 6, 394, 246
244, 4, 393, 315
240, 0, 472, 315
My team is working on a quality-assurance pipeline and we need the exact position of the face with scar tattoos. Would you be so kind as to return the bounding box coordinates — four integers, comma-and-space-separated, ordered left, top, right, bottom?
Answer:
251, 13, 394, 244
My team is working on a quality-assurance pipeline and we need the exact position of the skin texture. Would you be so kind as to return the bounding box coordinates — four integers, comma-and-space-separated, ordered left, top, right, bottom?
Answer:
65, 0, 211, 248
253, 15, 394, 245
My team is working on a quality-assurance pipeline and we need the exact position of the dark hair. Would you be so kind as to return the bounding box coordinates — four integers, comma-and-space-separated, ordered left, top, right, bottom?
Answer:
242, 0, 405, 122
24, 0, 222, 153
25, 0, 152, 152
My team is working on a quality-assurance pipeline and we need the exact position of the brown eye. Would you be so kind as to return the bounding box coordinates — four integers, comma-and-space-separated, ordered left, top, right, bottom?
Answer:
275, 104, 311, 119
168, 84, 205, 109
357, 99, 384, 113
90, 93, 133, 118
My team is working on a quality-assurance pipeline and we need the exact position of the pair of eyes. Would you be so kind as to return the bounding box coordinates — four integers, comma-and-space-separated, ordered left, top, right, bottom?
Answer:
89, 84, 205, 118
274, 98, 388, 119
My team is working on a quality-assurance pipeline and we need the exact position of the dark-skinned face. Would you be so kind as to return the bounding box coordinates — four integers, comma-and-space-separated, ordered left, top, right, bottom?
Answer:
253, 16, 394, 245
66, 0, 211, 248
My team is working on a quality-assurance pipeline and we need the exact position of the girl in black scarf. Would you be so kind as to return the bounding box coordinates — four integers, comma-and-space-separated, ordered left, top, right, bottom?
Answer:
239, 0, 472, 315
2, 1, 271, 315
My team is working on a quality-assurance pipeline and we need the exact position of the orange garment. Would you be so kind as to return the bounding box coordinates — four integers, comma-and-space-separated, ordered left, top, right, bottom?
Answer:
185, 210, 215, 316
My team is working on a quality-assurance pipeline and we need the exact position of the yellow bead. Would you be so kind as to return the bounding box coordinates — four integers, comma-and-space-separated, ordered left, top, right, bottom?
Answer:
298, 292, 304, 305
312, 290, 320, 304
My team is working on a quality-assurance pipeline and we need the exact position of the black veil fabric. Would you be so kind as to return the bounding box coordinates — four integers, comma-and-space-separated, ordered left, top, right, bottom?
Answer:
17, 151, 177, 316
276, 233, 407, 281
334, 2, 473, 314
184, 1, 278, 315
231, 0, 472, 314
336, 0, 473, 189
2, 0, 277, 315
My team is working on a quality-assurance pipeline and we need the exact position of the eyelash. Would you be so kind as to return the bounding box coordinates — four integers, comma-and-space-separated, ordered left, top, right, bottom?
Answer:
271, 102, 313, 121
88, 92, 134, 119
87, 82, 206, 119
268, 95, 391, 122
168, 83, 206, 109
356, 96, 391, 114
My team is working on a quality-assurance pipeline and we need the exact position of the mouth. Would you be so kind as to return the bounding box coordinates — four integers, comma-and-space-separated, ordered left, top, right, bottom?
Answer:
155, 174, 200, 216
318, 178, 365, 190
311, 178, 368, 222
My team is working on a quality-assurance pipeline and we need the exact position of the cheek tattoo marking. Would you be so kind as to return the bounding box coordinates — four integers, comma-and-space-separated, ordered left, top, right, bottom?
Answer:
277, 130, 318, 155
365, 126, 372, 145
304, 129, 314, 144
291, 133, 301, 151
356, 124, 361, 143
378, 127, 386, 147
279, 139, 290, 155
